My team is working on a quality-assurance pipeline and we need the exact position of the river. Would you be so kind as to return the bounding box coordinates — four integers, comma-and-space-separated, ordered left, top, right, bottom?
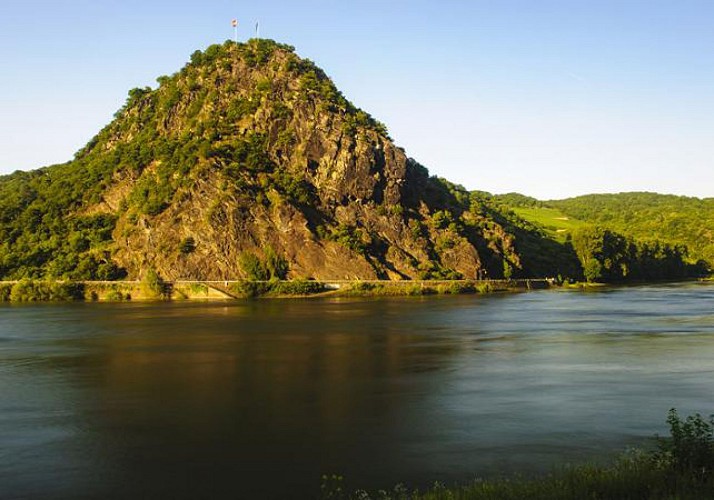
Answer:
1, 282, 714, 498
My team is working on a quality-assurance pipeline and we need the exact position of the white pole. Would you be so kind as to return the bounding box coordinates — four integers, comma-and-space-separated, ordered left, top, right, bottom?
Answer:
255, 20, 259, 39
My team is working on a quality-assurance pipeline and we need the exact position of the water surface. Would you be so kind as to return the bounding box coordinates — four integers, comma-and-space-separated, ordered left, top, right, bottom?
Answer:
2, 282, 714, 498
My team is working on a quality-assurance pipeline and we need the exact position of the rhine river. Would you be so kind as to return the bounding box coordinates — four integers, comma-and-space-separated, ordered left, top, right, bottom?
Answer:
1, 282, 714, 498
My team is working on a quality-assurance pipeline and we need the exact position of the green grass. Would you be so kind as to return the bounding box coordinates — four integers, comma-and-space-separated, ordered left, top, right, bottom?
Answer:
322, 409, 714, 500
511, 207, 586, 241
336, 281, 510, 297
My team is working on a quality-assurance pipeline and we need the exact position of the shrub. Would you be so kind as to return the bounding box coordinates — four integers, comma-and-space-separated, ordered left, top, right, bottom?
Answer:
239, 252, 269, 281
324, 410, 714, 500
229, 280, 271, 298
105, 289, 128, 301
51, 282, 85, 300
656, 408, 714, 473
239, 247, 289, 281
349, 282, 377, 292
273, 279, 325, 295
189, 283, 208, 294
179, 236, 196, 255
404, 284, 429, 296
322, 224, 369, 254
8, 280, 84, 302
436, 281, 476, 294
141, 269, 167, 299
0, 283, 11, 301
264, 246, 289, 280
9, 280, 42, 302
96, 261, 127, 280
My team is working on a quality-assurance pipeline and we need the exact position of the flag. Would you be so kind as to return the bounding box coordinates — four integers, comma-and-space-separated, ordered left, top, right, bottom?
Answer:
231, 19, 238, 27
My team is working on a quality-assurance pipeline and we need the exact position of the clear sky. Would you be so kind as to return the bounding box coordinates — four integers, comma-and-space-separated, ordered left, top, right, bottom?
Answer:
2, 0, 713, 199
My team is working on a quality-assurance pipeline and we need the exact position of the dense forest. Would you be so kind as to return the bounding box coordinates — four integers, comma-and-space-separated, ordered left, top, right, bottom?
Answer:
551, 193, 714, 265
491, 192, 711, 282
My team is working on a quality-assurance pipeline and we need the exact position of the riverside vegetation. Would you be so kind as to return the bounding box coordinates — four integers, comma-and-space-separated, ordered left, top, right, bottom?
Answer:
491, 192, 712, 282
321, 409, 714, 500
0, 277, 514, 302
0, 39, 709, 293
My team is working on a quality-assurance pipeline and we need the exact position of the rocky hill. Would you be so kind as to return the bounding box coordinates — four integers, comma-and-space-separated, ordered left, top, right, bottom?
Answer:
0, 39, 537, 281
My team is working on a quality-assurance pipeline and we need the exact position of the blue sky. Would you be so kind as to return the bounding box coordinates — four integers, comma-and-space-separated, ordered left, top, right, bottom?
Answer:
1, 0, 713, 199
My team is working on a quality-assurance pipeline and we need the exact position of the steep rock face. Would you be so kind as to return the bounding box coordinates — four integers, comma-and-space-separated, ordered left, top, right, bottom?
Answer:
0, 39, 526, 281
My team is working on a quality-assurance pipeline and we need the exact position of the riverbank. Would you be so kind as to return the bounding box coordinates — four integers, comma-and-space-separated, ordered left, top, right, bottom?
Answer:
0, 278, 556, 302
324, 455, 714, 499
322, 410, 714, 500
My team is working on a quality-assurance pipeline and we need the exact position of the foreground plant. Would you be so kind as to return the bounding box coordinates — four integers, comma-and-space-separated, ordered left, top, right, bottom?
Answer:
322, 409, 714, 499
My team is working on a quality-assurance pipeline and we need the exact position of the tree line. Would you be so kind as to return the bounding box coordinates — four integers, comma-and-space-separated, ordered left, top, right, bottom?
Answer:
571, 226, 708, 282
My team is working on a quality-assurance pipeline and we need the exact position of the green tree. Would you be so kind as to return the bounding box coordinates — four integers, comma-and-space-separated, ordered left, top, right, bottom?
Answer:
239, 252, 269, 280
141, 268, 166, 299
264, 246, 288, 280
179, 237, 196, 255
582, 258, 604, 283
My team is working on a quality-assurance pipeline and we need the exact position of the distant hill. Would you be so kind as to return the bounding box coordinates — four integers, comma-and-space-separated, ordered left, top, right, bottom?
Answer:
548, 193, 714, 265
492, 192, 711, 281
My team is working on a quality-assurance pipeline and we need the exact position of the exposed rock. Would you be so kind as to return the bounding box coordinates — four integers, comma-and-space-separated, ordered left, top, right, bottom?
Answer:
0, 39, 528, 281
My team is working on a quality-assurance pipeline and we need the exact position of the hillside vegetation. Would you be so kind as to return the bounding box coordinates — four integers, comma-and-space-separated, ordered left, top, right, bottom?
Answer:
0, 40, 534, 282
0, 40, 705, 285
551, 192, 714, 266
491, 192, 709, 282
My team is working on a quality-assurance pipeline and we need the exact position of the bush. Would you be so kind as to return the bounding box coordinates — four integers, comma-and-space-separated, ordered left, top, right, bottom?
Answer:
264, 246, 289, 280
96, 261, 127, 280
656, 408, 714, 473
349, 282, 377, 292
272, 279, 325, 295
0, 283, 11, 301
179, 237, 196, 255
188, 283, 208, 294
9, 281, 38, 302
341, 282, 440, 297
404, 284, 432, 296
324, 409, 714, 500
105, 289, 129, 301
8, 280, 85, 302
229, 280, 271, 298
141, 269, 167, 299
239, 252, 269, 281
239, 247, 289, 281
53, 282, 85, 300
436, 281, 476, 294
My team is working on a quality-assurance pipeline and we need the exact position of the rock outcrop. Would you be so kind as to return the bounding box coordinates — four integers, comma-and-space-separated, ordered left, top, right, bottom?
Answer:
0, 39, 526, 281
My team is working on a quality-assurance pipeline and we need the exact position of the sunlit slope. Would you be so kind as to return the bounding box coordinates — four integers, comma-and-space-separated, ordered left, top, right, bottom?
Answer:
0, 39, 536, 281
509, 206, 586, 242
550, 192, 714, 264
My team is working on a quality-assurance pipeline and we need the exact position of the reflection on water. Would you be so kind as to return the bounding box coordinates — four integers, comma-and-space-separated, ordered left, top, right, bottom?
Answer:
2, 283, 714, 498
